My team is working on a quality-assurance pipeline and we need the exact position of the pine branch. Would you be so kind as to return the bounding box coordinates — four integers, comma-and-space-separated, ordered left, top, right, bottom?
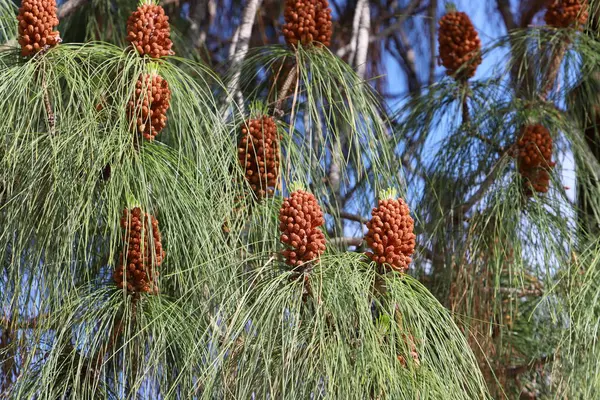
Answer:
392, 29, 420, 95
336, 0, 422, 58
428, 0, 437, 86
42, 73, 55, 134
353, 0, 370, 78
330, 236, 364, 247
222, 0, 263, 117
506, 354, 554, 378
57, 0, 88, 19
519, 0, 550, 28
455, 145, 515, 215
273, 64, 298, 118
337, 211, 368, 224
540, 41, 567, 100
496, 0, 516, 32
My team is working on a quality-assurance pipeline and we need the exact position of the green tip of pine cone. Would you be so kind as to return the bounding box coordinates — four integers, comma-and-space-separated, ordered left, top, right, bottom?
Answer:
125, 193, 140, 209
289, 182, 307, 193
379, 188, 398, 201
444, 2, 457, 13
249, 101, 270, 117
139, 0, 160, 6
147, 62, 161, 75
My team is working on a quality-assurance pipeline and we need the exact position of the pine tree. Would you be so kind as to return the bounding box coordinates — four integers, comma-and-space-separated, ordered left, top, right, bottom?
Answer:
1, 0, 600, 399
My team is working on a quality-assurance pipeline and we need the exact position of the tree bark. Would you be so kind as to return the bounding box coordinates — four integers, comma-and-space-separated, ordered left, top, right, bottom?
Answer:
222, 0, 263, 117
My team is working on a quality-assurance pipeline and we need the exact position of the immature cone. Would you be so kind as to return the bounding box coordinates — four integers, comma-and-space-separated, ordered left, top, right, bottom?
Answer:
126, 4, 174, 58
238, 116, 280, 199
365, 196, 416, 273
270, 59, 294, 94
438, 11, 482, 80
397, 335, 420, 368
279, 190, 326, 268
517, 124, 556, 194
113, 207, 165, 294
545, 0, 589, 29
17, 0, 61, 57
282, 0, 333, 48
127, 73, 171, 141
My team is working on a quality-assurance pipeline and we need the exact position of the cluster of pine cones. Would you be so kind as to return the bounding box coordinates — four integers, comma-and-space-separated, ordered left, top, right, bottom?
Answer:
365, 197, 416, 273
17, 0, 61, 57
282, 0, 333, 48
127, 73, 171, 141
545, 0, 589, 29
238, 116, 280, 199
113, 207, 165, 294
517, 124, 556, 194
126, 4, 174, 58
278, 190, 326, 268
438, 11, 482, 80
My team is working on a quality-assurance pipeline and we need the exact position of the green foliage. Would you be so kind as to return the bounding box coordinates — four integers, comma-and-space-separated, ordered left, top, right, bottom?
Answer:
5, 1, 600, 398
0, 22, 488, 400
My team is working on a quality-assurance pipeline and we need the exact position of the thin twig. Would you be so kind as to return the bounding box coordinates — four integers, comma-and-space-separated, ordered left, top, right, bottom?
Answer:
336, 0, 422, 58
273, 65, 298, 118
42, 72, 56, 134
392, 29, 420, 95
329, 236, 364, 247
428, 0, 437, 86
540, 41, 567, 100
455, 145, 515, 215
337, 211, 368, 224
57, 0, 88, 19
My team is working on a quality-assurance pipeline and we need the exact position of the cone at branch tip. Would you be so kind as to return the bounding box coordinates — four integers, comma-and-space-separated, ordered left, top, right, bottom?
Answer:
113, 206, 165, 295
127, 72, 171, 142
282, 0, 333, 48
365, 191, 416, 274
238, 115, 280, 199
517, 124, 556, 195
17, 0, 61, 57
545, 0, 589, 29
278, 188, 326, 268
438, 9, 482, 80
126, 2, 174, 58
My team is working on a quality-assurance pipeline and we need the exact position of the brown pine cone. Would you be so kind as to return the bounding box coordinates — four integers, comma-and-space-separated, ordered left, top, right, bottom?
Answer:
282, 0, 333, 48
127, 73, 171, 141
238, 116, 280, 199
438, 11, 482, 80
17, 0, 61, 57
126, 4, 174, 58
113, 207, 165, 295
278, 190, 326, 268
365, 196, 416, 273
517, 124, 556, 195
545, 0, 589, 29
